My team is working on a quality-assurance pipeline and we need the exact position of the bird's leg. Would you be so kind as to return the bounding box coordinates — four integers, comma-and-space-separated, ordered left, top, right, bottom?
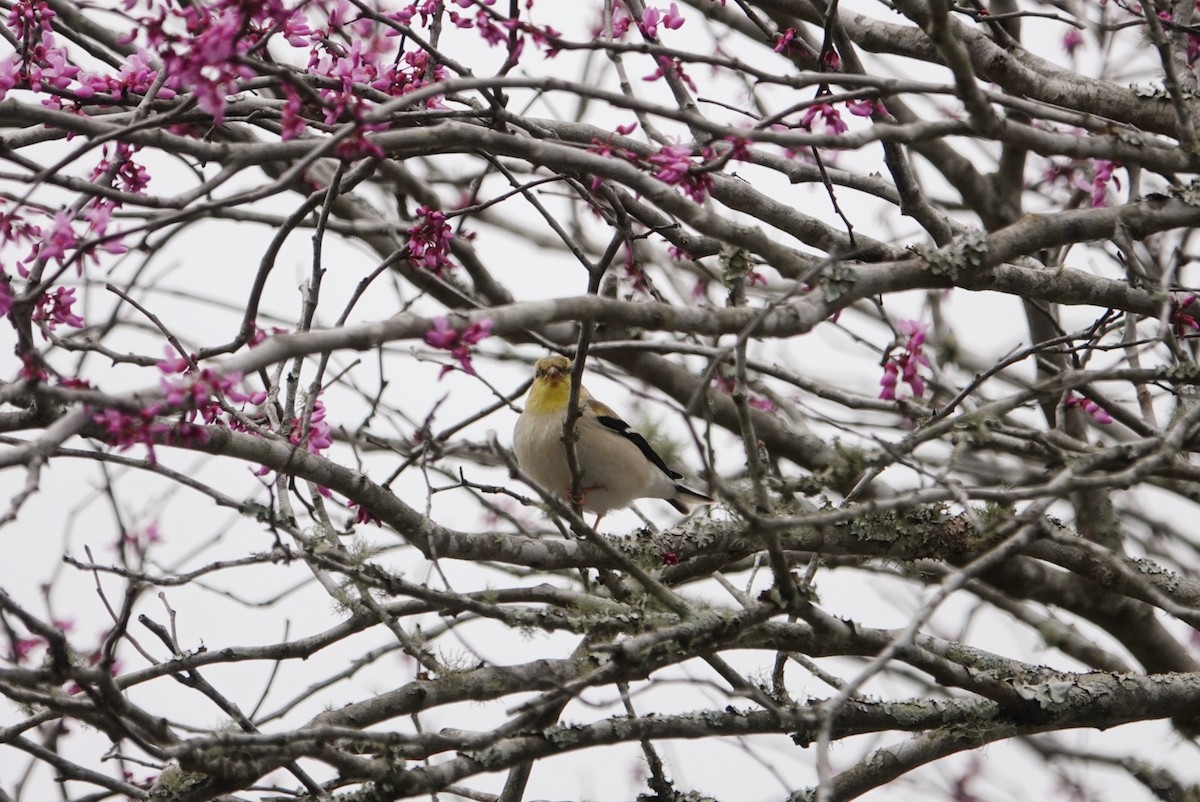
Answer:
568, 484, 604, 509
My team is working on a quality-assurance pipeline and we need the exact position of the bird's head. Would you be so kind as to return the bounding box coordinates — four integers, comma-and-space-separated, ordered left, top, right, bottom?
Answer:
526, 355, 579, 414
534, 355, 572, 383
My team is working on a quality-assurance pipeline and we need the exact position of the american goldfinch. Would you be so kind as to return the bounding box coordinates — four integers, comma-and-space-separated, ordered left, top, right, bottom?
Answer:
513, 355, 713, 525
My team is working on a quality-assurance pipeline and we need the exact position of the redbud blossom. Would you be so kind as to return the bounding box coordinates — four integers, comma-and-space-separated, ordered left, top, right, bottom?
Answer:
1065, 394, 1113, 425
33, 286, 85, 331
423, 317, 494, 378
800, 103, 848, 135
847, 98, 887, 117
1088, 160, 1120, 207
880, 319, 931, 401
407, 206, 456, 275
774, 28, 798, 54
290, 400, 332, 455
1170, 294, 1200, 338
1062, 28, 1084, 56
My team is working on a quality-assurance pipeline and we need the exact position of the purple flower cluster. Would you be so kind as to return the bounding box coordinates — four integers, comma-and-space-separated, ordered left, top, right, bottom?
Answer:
31, 286, 84, 332
1042, 159, 1122, 207
92, 357, 267, 463
1065, 393, 1113, 425
407, 206, 456, 275
423, 316, 493, 378
1171, 294, 1200, 338
880, 319, 931, 401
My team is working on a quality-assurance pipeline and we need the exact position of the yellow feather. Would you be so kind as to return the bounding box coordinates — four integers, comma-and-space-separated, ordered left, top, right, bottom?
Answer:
524, 355, 577, 415
525, 375, 573, 415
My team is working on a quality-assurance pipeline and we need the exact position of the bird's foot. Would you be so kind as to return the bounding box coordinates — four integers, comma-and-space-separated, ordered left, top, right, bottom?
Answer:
568, 483, 605, 508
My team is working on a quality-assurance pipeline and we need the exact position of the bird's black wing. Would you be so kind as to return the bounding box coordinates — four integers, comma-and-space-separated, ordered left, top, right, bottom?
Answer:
593, 414, 683, 480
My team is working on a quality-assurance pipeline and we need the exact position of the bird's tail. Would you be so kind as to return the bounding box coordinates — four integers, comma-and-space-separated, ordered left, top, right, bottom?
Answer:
668, 485, 714, 513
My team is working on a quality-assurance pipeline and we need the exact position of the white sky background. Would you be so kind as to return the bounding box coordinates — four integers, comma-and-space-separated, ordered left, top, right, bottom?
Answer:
2, 0, 1199, 800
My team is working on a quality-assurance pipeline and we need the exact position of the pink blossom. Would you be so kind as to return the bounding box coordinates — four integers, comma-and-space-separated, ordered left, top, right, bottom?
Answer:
79, 50, 175, 102
122, 521, 163, 556
31, 210, 78, 268
0, 58, 20, 101
156, 346, 194, 375
394, 0, 444, 27
290, 400, 332, 454
368, 49, 447, 105
1041, 159, 1122, 207
473, 10, 512, 46
647, 143, 693, 184
847, 98, 887, 117
1062, 28, 1084, 56
748, 395, 777, 413
155, 366, 266, 435
92, 407, 172, 463
721, 135, 752, 161
27, 45, 81, 92
348, 499, 381, 526
333, 125, 387, 161
102, 143, 150, 195
14, 636, 43, 663
592, 10, 632, 38
897, 318, 927, 342
1041, 160, 1076, 190
622, 248, 650, 294
528, 22, 563, 57
280, 6, 313, 46
1065, 394, 1113, 425
423, 316, 493, 378
1171, 294, 1200, 337
589, 133, 632, 161
7, 0, 55, 39
423, 317, 459, 350
407, 206, 456, 275
32, 286, 85, 331
19, 353, 47, 383
711, 374, 776, 412
800, 102, 847, 135
279, 84, 306, 141
136, 0, 310, 124
646, 143, 713, 202
250, 323, 290, 347
643, 55, 697, 91
0, 2, 84, 99
640, 7, 661, 37
1087, 160, 1121, 207
662, 4, 685, 29
1, 206, 44, 275
774, 28, 798, 54
880, 319, 931, 401
163, 368, 267, 420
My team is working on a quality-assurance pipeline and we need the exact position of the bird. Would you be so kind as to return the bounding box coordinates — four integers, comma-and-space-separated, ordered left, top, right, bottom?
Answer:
513, 354, 713, 527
